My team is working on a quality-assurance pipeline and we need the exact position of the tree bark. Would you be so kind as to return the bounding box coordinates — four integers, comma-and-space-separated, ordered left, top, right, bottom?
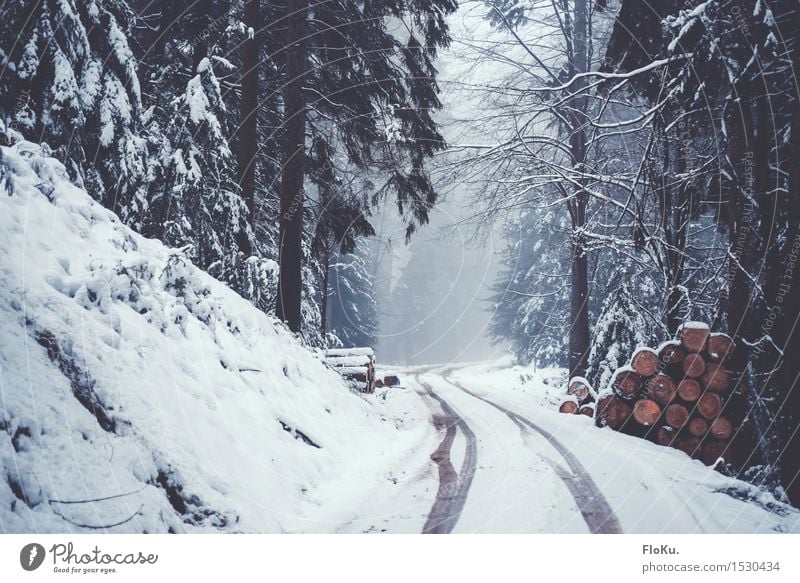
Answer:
238, 0, 261, 225
567, 0, 591, 378
276, 0, 309, 332
777, 25, 800, 505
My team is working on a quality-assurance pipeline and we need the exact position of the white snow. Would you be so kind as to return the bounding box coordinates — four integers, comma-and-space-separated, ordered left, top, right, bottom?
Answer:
0, 141, 436, 533
434, 361, 800, 533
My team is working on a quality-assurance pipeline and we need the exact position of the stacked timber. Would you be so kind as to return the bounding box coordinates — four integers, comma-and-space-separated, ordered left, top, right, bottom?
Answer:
595, 322, 740, 466
325, 347, 376, 393
559, 376, 597, 414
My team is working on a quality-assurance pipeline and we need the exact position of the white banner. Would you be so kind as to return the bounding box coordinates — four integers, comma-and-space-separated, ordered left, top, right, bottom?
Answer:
1, 535, 798, 582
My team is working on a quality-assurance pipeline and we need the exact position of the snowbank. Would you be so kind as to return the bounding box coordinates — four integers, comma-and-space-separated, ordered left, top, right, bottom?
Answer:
0, 142, 425, 533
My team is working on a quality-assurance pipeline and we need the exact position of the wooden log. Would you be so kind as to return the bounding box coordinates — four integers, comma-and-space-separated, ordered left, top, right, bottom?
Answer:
707, 333, 735, 363
657, 340, 686, 366
646, 374, 677, 406
559, 400, 579, 414
665, 403, 690, 429
688, 417, 709, 438
682, 352, 706, 378
633, 399, 661, 426
677, 436, 702, 458
701, 439, 733, 466
655, 425, 677, 447
611, 368, 642, 400
677, 378, 702, 402
702, 363, 732, 392
578, 403, 595, 417
679, 321, 710, 352
567, 376, 593, 403
631, 348, 660, 377
596, 394, 633, 430
709, 416, 733, 440
697, 391, 723, 420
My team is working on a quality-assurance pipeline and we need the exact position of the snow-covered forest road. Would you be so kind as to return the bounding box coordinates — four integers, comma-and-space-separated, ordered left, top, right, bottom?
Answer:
410, 367, 620, 533
379, 364, 800, 534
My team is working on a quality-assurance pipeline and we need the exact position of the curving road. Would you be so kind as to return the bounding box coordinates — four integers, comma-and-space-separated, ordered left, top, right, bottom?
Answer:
413, 369, 622, 534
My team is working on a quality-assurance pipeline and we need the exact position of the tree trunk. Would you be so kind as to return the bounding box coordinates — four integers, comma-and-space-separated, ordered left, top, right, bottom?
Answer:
568, 0, 591, 378
320, 245, 331, 337
777, 31, 800, 505
238, 0, 260, 225
276, 0, 309, 333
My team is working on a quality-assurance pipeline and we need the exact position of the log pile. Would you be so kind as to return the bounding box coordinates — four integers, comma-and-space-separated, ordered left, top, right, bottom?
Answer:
558, 377, 597, 414
559, 322, 742, 467
325, 347, 376, 393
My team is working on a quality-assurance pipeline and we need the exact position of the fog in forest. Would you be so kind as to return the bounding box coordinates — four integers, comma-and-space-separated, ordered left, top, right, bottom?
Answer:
368, 199, 506, 365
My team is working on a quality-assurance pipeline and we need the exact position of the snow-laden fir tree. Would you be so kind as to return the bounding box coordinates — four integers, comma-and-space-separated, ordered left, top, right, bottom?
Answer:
489, 209, 570, 365
144, 57, 253, 282
327, 245, 379, 349
587, 273, 656, 392
0, 0, 147, 215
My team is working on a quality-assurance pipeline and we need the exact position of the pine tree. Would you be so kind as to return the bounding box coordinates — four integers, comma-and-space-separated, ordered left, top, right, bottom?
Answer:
146, 56, 252, 279
0, 0, 147, 215
588, 275, 656, 391
267, 0, 459, 332
328, 246, 379, 348
489, 210, 571, 365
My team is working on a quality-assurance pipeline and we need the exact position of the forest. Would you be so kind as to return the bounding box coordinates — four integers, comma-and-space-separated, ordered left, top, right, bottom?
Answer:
2, 0, 800, 512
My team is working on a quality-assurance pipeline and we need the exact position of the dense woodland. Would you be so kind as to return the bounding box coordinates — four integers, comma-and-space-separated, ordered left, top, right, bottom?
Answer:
1, 0, 800, 506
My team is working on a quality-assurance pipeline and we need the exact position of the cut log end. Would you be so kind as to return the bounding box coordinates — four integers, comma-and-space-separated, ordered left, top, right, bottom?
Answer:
631, 348, 660, 377
702, 364, 732, 392
611, 369, 643, 400
682, 352, 707, 378
679, 322, 710, 352
633, 399, 661, 426
658, 341, 686, 365
697, 392, 723, 420
707, 333, 735, 363
688, 416, 709, 438
559, 400, 579, 414
665, 403, 690, 429
578, 404, 595, 417
646, 374, 677, 406
567, 377, 593, 403
677, 378, 702, 402
596, 394, 633, 431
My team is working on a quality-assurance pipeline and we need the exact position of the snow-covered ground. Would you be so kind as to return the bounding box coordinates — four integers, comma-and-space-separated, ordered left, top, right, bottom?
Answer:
1, 141, 798, 534
415, 361, 800, 533
0, 142, 437, 533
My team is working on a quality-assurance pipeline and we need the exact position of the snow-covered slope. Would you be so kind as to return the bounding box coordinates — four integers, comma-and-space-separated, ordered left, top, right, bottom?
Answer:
0, 141, 432, 533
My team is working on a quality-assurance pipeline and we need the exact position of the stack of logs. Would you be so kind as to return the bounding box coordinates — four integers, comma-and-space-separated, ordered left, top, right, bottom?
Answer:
560, 322, 742, 467
324, 347, 376, 394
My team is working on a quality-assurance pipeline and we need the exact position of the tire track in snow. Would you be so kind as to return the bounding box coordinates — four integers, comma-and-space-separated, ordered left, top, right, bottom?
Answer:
414, 376, 477, 534
443, 375, 623, 534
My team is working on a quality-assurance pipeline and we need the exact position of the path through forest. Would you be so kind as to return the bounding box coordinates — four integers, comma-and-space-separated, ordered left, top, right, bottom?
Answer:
411, 366, 622, 534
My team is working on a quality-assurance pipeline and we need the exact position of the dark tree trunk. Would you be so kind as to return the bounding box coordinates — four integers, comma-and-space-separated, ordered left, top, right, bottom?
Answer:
777, 38, 800, 505
320, 245, 331, 337
238, 0, 261, 225
276, 0, 309, 333
190, 0, 210, 74
276, 0, 308, 332
568, 0, 591, 378
665, 120, 689, 335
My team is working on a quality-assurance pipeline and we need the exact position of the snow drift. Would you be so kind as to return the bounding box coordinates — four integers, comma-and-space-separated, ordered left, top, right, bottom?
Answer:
0, 141, 424, 533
